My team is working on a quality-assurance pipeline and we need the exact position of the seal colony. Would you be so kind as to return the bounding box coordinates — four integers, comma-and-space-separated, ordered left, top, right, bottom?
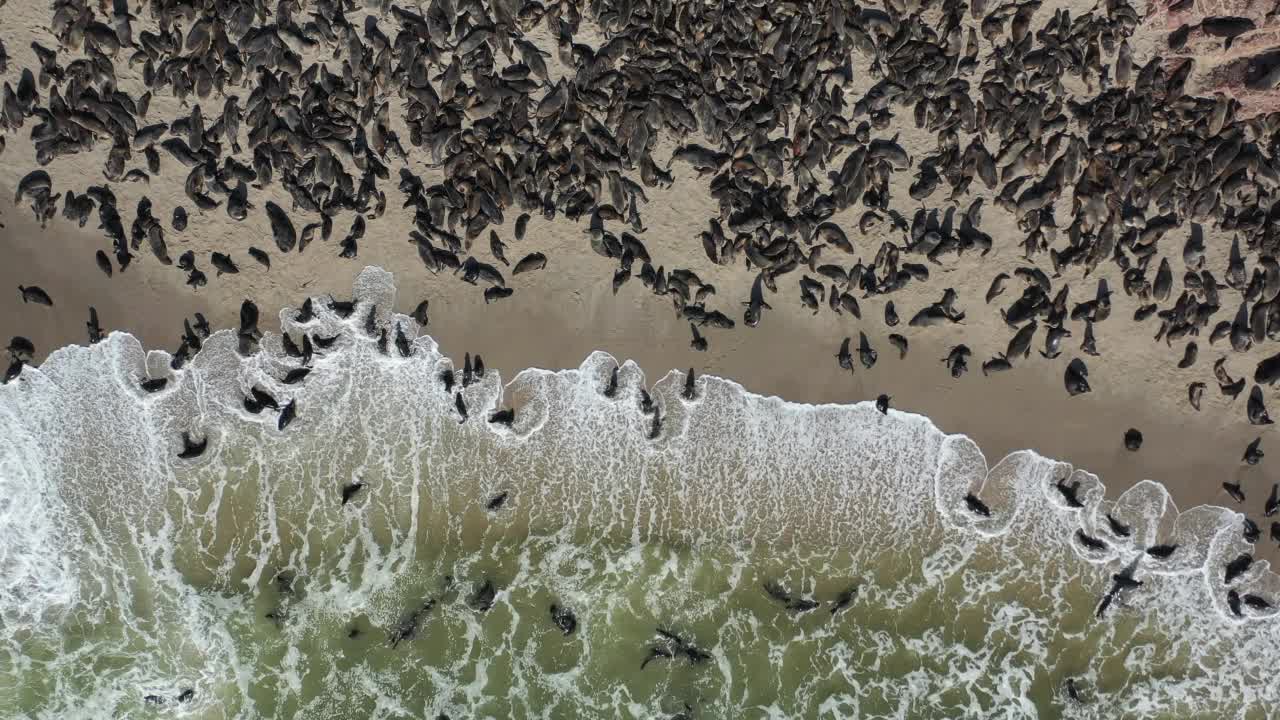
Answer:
2, 0, 1280, 715
6, 0, 1280, 542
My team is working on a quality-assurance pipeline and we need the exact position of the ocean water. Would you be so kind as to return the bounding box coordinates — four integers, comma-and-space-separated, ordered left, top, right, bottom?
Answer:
1, 268, 1276, 720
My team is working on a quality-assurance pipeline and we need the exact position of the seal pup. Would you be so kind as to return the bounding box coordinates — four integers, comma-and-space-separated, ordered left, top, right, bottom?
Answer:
177, 432, 207, 459
964, 493, 992, 517
1249, 385, 1273, 425
7, 336, 33, 362
1096, 569, 1142, 619
18, 285, 53, 305
211, 252, 238, 275
468, 580, 496, 612
411, 300, 429, 326
1224, 482, 1246, 503
251, 386, 279, 411
1188, 382, 1205, 410
394, 324, 412, 358
830, 585, 857, 615
857, 332, 877, 369
646, 628, 712, 667
1076, 530, 1107, 551
1244, 517, 1261, 543
1244, 437, 1265, 465
744, 273, 771, 327
486, 491, 509, 511
764, 581, 812, 612
550, 604, 577, 635
1064, 358, 1091, 396
836, 338, 855, 372
484, 287, 514, 303
944, 345, 970, 377
248, 248, 269, 269
647, 409, 663, 440
1123, 429, 1143, 451
513, 252, 546, 274
341, 481, 364, 505
1225, 554, 1253, 584
95, 250, 113, 277
278, 400, 297, 431
282, 368, 310, 385
689, 324, 707, 351
1106, 514, 1132, 538
1056, 478, 1085, 508
888, 333, 908, 359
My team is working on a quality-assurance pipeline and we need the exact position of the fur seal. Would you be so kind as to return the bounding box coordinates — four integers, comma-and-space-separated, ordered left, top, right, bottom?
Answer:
177, 432, 207, 459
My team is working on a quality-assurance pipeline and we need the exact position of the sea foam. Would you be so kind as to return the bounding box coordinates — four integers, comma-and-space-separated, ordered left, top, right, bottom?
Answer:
0, 267, 1275, 719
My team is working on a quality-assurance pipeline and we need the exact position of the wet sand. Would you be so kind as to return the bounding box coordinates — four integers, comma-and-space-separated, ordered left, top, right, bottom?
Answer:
0, 0, 1273, 553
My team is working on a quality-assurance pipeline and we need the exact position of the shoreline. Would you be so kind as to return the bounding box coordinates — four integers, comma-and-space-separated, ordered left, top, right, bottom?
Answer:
6, 247, 1263, 532
0, 0, 1274, 565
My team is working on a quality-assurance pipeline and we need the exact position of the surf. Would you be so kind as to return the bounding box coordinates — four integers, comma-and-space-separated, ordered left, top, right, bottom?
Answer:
0, 267, 1274, 719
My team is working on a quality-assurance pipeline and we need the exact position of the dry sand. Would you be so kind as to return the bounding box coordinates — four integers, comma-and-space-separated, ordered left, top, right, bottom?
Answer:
0, 0, 1275, 546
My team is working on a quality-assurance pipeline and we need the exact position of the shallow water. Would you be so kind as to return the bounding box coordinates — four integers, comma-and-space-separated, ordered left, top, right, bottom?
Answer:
1, 268, 1276, 719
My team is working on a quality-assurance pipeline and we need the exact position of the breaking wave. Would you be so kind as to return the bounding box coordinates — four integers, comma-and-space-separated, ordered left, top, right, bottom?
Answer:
1, 267, 1275, 719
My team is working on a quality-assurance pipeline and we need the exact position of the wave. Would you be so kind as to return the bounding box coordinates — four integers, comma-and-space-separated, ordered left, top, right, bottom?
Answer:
1, 267, 1275, 719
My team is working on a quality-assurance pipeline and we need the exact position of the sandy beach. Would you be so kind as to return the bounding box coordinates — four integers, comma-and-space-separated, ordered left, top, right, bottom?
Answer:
0, 0, 1274, 537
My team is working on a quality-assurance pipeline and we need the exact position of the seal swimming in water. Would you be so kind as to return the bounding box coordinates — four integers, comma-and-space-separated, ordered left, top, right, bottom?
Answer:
1056, 478, 1085, 508
282, 368, 310, 385
278, 400, 297, 431
647, 409, 662, 440
1106, 514, 1132, 538
964, 493, 991, 517
486, 491, 509, 511
1076, 530, 1107, 551
177, 432, 207, 459
455, 392, 467, 423
1225, 554, 1253, 584
830, 585, 857, 615
341, 481, 364, 505
550, 604, 577, 635
468, 580, 496, 612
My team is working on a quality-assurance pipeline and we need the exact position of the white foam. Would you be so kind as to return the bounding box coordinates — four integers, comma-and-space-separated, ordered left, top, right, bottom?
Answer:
1, 266, 1276, 718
